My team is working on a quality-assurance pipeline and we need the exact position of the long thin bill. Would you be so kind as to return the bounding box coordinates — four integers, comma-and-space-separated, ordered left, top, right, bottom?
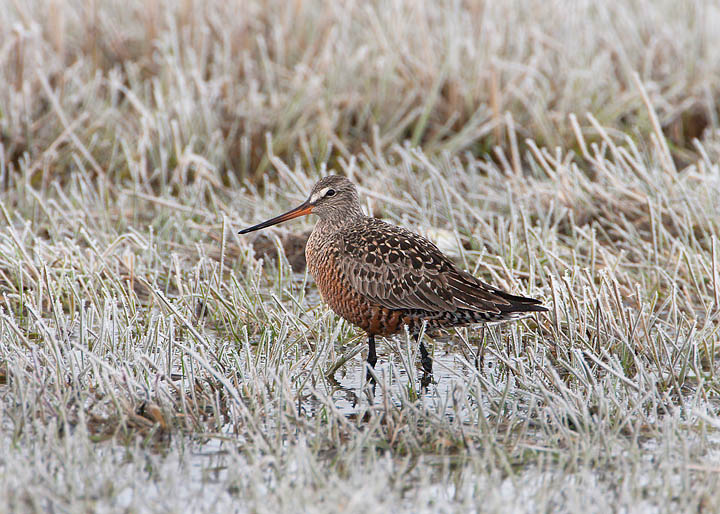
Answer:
238, 201, 313, 234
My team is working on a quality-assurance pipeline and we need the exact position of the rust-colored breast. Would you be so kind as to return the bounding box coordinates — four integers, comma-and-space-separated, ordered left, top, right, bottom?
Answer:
307, 243, 407, 336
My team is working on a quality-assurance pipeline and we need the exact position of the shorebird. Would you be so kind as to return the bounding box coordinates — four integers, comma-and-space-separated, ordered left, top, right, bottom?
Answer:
239, 176, 547, 381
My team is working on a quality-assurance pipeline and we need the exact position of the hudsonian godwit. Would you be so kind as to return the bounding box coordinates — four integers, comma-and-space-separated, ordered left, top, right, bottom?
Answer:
239, 176, 547, 381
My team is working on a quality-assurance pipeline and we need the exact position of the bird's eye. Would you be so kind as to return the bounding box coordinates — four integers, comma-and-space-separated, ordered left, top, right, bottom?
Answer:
326, 189, 336, 197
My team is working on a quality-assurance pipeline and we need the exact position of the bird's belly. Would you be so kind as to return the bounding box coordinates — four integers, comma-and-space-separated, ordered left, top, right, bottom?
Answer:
308, 249, 406, 336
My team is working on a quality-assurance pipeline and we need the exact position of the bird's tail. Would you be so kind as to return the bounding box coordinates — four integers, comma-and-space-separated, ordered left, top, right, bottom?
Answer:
493, 289, 548, 315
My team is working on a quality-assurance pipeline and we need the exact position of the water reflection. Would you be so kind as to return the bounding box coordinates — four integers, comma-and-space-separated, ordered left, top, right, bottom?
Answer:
318, 336, 493, 422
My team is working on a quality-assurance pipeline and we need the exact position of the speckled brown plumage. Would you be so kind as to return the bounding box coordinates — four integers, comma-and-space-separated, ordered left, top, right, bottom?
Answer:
240, 175, 547, 381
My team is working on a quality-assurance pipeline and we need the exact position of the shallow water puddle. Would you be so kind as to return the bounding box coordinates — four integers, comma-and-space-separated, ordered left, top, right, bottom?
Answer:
316, 338, 500, 422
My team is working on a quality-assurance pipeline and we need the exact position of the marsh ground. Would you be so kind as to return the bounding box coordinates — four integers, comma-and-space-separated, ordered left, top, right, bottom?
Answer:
2, 1, 720, 512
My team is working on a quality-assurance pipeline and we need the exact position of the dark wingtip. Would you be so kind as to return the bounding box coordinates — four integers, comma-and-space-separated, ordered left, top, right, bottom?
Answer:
518, 303, 549, 313
494, 289, 548, 313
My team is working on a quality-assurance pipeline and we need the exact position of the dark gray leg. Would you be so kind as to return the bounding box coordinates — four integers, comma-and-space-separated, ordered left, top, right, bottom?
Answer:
366, 334, 377, 382
418, 335, 433, 376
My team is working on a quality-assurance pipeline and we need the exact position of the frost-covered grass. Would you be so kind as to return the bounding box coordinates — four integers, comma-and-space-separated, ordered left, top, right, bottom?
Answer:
2, 0, 720, 512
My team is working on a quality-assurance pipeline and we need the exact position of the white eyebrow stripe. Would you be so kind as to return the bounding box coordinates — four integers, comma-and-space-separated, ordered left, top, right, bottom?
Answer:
310, 187, 331, 203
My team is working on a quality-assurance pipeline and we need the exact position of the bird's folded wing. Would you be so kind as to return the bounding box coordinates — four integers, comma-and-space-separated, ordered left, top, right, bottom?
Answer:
337, 220, 509, 314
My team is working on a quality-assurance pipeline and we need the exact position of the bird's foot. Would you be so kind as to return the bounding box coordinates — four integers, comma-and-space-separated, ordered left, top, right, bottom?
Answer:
420, 371, 432, 390
363, 366, 377, 402
365, 365, 377, 384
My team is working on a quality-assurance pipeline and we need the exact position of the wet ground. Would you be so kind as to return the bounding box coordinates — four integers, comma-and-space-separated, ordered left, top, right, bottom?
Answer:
323, 340, 486, 418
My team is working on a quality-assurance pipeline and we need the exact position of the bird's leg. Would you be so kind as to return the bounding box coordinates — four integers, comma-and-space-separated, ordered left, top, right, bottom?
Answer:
366, 334, 377, 382
417, 334, 433, 376
418, 334, 433, 389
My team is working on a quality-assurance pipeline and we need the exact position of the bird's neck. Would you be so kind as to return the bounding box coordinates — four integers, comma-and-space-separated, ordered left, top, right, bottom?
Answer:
309, 209, 363, 246
313, 214, 354, 235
